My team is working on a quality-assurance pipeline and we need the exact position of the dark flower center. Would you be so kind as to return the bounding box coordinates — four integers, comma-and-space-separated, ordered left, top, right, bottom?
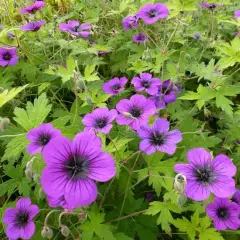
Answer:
3, 53, 12, 61
161, 86, 171, 95
129, 106, 142, 118
38, 134, 51, 146
112, 84, 121, 91
65, 154, 89, 181
29, 7, 38, 13
209, 4, 217, 9
148, 9, 158, 18
72, 26, 80, 32
33, 25, 41, 31
150, 132, 165, 146
142, 80, 151, 88
16, 211, 29, 227
194, 166, 216, 185
217, 207, 229, 220
95, 117, 108, 129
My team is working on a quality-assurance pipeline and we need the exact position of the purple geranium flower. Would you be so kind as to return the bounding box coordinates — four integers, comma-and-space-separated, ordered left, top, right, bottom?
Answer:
59, 20, 91, 38
150, 80, 181, 109
132, 32, 148, 43
136, 3, 169, 25
20, 20, 45, 31
174, 148, 236, 201
122, 15, 139, 31
193, 33, 201, 39
137, 118, 182, 155
82, 107, 118, 134
26, 123, 62, 155
103, 77, 128, 95
3, 198, 39, 240
201, 2, 222, 9
206, 197, 240, 230
47, 195, 72, 210
232, 190, 240, 206
41, 132, 116, 209
131, 73, 161, 95
116, 94, 156, 130
235, 10, 240, 20
19, 1, 45, 14
0, 47, 19, 67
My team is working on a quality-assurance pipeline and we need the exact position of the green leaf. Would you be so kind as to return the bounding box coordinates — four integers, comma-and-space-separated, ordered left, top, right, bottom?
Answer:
215, 93, 233, 116
115, 233, 133, 240
198, 228, 224, 240
178, 91, 200, 100
105, 138, 133, 153
13, 93, 52, 131
0, 85, 28, 107
84, 65, 100, 82
0, 179, 19, 197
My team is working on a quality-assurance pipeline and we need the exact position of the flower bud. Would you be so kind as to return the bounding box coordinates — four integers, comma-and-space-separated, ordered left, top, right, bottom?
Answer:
46, 227, 53, 239
174, 173, 187, 195
61, 225, 70, 237
41, 228, 47, 238
33, 173, 40, 183
204, 108, 211, 118
25, 169, 33, 180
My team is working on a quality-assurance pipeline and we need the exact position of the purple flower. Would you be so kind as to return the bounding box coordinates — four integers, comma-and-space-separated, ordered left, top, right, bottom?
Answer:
206, 197, 240, 230
19, 1, 45, 14
59, 20, 91, 38
26, 123, 62, 155
193, 33, 201, 39
103, 77, 128, 95
232, 190, 240, 206
47, 195, 72, 210
201, 2, 222, 9
235, 10, 240, 20
132, 32, 148, 43
174, 148, 236, 201
235, 32, 239, 36
122, 15, 139, 31
3, 198, 39, 239
20, 20, 45, 31
131, 73, 161, 95
136, 3, 169, 25
7, 32, 15, 39
0, 47, 19, 67
137, 118, 182, 155
116, 94, 156, 130
150, 80, 181, 109
82, 107, 118, 134
41, 132, 116, 209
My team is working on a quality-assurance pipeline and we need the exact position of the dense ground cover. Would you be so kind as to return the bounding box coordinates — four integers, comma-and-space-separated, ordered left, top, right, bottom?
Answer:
1, 0, 240, 239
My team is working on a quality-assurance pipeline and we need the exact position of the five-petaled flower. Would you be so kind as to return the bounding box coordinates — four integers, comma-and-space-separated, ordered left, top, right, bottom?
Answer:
234, 10, 240, 20
116, 94, 156, 130
122, 15, 139, 31
21, 20, 46, 31
150, 79, 181, 109
41, 132, 116, 209
0, 47, 19, 67
26, 123, 62, 155
201, 2, 222, 9
82, 107, 118, 134
206, 197, 240, 230
132, 32, 148, 43
174, 148, 236, 201
103, 77, 128, 95
59, 20, 91, 38
19, 1, 45, 14
3, 198, 39, 240
137, 118, 182, 155
136, 3, 169, 25
131, 72, 160, 95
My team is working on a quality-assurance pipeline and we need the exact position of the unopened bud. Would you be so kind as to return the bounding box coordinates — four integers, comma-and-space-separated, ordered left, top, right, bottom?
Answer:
46, 227, 53, 239
174, 173, 187, 195
123, 112, 133, 118
25, 169, 33, 180
41, 228, 47, 238
33, 173, 40, 183
61, 225, 70, 237
204, 108, 211, 118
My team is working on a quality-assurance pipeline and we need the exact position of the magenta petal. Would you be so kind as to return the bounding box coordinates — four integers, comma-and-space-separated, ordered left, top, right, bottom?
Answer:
28, 204, 40, 220
209, 176, 235, 198
157, 143, 176, 155
152, 118, 169, 133
3, 208, 17, 224
42, 136, 71, 164
64, 179, 98, 208
88, 152, 116, 182
206, 203, 218, 218
140, 139, 156, 155
20, 222, 35, 239
41, 165, 68, 197
166, 130, 182, 144
116, 99, 131, 113
174, 164, 194, 178
211, 154, 236, 177
27, 143, 42, 155
226, 217, 240, 230
16, 198, 31, 211
185, 179, 210, 201
187, 148, 212, 166
137, 125, 152, 139
213, 219, 227, 230
6, 224, 20, 239
80, 31, 90, 38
